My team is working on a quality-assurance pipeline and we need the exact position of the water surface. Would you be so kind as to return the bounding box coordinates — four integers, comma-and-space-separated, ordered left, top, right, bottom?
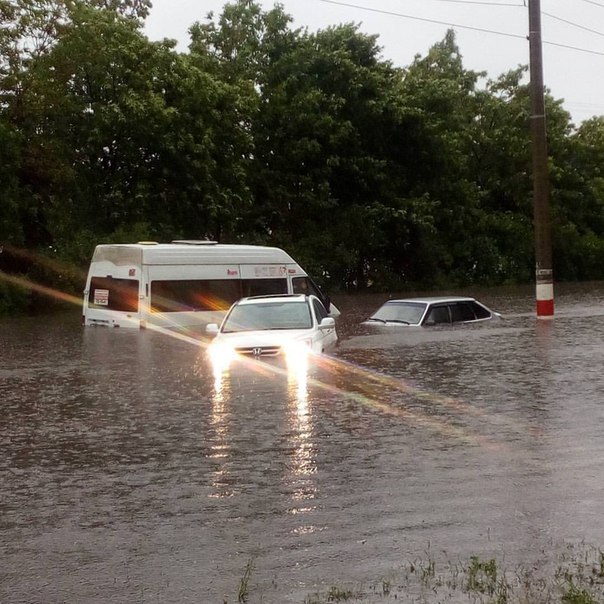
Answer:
2, 283, 604, 602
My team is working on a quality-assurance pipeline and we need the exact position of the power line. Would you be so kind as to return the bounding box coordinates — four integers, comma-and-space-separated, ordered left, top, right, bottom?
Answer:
317, 0, 604, 57
318, 0, 527, 40
565, 100, 604, 111
578, 0, 604, 8
545, 39, 604, 57
400, 0, 524, 5
543, 10, 604, 38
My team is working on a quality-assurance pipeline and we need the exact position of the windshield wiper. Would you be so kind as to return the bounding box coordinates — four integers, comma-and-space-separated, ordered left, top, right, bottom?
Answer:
366, 317, 386, 323
385, 319, 410, 325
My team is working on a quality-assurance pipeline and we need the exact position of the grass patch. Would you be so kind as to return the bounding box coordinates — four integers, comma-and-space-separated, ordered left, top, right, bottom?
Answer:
300, 543, 604, 603
220, 543, 604, 602
237, 557, 255, 603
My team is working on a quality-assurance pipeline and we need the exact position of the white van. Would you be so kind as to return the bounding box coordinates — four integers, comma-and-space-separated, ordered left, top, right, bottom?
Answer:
82, 240, 338, 329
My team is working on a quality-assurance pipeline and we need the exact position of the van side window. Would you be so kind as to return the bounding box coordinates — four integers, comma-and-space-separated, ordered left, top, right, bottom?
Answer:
292, 277, 311, 295
89, 277, 139, 312
241, 278, 288, 297
293, 276, 329, 307
151, 280, 240, 312
150, 278, 289, 313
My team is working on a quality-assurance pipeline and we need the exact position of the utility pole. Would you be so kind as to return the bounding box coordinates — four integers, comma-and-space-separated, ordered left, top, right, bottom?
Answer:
528, 0, 554, 318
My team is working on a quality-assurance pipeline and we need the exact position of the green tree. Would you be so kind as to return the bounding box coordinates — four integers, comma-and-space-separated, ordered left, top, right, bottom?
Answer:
467, 67, 535, 283
553, 116, 604, 279
398, 30, 489, 285
0, 118, 24, 244
242, 16, 433, 289
12, 2, 252, 258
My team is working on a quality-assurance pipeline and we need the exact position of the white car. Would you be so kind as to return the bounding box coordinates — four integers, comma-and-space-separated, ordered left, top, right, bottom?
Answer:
363, 296, 501, 327
206, 294, 338, 369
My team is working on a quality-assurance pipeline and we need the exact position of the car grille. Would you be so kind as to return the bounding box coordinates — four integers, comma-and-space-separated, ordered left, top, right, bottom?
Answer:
235, 346, 282, 357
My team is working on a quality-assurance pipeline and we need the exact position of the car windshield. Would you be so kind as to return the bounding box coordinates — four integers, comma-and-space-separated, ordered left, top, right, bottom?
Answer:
222, 301, 313, 333
368, 301, 427, 325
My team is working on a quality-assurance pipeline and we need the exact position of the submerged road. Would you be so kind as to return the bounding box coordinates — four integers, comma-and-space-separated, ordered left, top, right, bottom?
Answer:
2, 282, 604, 602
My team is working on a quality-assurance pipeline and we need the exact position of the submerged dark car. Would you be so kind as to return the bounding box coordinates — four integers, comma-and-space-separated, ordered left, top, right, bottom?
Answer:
362, 296, 501, 327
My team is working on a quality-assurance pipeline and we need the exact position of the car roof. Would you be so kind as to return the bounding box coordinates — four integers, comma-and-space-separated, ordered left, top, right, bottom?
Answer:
236, 294, 309, 305
383, 296, 478, 304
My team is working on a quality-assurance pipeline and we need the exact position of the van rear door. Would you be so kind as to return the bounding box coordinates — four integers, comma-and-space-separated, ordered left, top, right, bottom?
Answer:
85, 275, 141, 328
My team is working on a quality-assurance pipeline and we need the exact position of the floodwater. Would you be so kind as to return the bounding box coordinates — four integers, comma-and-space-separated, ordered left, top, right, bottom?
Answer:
2, 283, 604, 603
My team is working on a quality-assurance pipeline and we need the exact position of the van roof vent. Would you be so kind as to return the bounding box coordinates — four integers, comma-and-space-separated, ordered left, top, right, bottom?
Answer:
171, 240, 218, 245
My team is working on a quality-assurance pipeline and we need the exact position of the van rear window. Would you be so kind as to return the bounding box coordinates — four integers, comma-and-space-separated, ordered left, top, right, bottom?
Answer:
89, 277, 139, 312
150, 279, 287, 313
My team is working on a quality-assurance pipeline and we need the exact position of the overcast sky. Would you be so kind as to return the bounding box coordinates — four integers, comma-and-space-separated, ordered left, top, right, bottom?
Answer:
144, 0, 604, 125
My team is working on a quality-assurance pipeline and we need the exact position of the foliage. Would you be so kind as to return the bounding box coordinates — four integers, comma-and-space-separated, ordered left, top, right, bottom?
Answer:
0, 275, 31, 316
561, 584, 598, 604
326, 585, 354, 601
237, 557, 254, 603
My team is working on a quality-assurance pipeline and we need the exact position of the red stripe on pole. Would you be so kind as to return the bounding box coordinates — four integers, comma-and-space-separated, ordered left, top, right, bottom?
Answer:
536, 298, 554, 317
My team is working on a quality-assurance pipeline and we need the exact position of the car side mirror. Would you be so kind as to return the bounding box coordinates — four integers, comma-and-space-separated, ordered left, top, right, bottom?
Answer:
206, 323, 219, 335
319, 317, 335, 329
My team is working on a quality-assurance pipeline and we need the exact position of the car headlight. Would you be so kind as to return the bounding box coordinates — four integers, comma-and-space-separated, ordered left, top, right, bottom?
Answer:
283, 340, 312, 363
208, 342, 236, 370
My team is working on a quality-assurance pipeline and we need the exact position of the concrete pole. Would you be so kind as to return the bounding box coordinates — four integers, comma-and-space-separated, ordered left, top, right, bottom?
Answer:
528, 0, 554, 317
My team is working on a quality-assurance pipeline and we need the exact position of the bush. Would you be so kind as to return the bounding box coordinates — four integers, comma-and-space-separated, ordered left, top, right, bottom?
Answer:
0, 277, 31, 316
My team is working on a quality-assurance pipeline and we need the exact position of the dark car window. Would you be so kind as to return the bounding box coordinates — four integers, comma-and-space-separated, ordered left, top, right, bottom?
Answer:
292, 276, 331, 312
312, 298, 329, 322
471, 301, 491, 319
369, 301, 426, 325
424, 304, 450, 325
450, 302, 476, 322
